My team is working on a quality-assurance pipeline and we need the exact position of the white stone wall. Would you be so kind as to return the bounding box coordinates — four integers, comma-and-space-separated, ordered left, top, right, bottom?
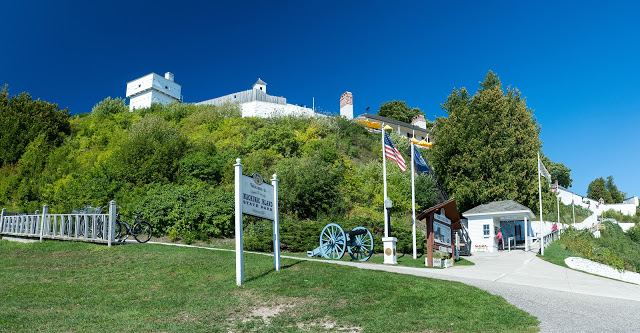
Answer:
241, 101, 316, 118
128, 90, 178, 111
129, 91, 153, 111
600, 202, 638, 216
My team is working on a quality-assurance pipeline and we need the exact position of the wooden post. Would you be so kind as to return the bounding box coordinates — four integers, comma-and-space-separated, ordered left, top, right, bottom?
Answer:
426, 214, 434, 267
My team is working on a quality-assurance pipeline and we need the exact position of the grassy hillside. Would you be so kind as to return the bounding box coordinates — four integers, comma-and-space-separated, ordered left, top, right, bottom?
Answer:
0, 240, 539, 332
0, 99, 438, 250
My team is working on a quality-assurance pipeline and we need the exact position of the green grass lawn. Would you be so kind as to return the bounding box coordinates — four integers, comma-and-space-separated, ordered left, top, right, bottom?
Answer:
0, 239, 537, 332
537, 242, 577, 268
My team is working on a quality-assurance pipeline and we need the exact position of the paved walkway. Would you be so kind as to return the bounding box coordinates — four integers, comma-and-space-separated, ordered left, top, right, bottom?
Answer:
280, 250, 640, 302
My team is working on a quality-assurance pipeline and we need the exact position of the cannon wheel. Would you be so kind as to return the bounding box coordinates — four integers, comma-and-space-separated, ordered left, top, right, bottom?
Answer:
348, 227, 374, 261
320, 223, 346, 259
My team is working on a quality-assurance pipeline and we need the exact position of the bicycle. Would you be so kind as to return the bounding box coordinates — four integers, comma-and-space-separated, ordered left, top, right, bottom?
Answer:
114, 209, 153, 243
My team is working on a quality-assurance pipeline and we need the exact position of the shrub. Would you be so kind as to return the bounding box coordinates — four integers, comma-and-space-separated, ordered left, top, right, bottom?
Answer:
112, 115, 188, 184
135, 182, 234, 243
90, 97, 127, 119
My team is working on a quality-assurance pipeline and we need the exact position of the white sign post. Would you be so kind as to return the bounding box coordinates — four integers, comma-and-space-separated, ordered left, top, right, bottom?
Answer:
234, 159, 244, 286
234, 158, 280, 286
272, 174, 280, 271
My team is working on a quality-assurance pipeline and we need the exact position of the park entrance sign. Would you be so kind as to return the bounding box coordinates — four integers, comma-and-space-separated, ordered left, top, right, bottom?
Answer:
234, 159, 280, 286
240, 173, 275, 220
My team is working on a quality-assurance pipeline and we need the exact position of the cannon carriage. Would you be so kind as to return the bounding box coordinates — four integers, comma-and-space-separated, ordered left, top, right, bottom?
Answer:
307, 223, 374, 261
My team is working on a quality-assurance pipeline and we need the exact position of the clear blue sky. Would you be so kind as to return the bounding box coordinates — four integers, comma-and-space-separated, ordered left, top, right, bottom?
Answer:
2, 1, 638, 198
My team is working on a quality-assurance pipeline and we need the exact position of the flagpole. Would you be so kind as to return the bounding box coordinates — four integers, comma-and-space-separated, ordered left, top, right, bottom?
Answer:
382, 124, 389, 238
411, 141, 417, 260
538, 152, 544, 255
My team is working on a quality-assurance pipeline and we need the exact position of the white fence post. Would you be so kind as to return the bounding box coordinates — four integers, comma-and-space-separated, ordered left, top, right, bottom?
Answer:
0, 208, 5, 234
108, 201, 116, 247
272, 173, 280, 272
39, 205, 48, 242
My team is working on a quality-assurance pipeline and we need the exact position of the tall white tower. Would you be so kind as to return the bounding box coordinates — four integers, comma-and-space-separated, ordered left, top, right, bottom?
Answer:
126, 72, 182, 111
340, 91, 353, 119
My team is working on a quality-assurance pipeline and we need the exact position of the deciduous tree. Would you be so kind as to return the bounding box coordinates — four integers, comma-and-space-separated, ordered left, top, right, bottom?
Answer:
377, 100, 425, 124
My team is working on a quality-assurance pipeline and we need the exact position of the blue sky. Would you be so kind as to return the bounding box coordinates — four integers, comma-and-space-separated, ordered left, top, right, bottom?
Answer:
1, 1, 638, 198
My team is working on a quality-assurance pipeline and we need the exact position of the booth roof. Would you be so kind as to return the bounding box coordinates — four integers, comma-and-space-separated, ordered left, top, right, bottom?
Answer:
417, 198, 461, 229
462, 200, 536, 219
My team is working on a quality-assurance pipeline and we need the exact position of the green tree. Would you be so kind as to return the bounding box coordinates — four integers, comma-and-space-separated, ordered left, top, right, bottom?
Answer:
587, 177, 612, 203
377, 100, 425, 124
0, 87, 70, 166
542, 157, 572, 188
605, 175, 625, 203
430, 71, 541, 212
586, 176, 625, 203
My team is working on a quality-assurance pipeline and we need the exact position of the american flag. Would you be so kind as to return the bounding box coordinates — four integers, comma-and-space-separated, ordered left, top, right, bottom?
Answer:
384, 132, 406, 172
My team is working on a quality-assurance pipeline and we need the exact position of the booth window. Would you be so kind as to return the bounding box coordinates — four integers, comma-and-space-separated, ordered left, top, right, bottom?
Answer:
483, 224, 490, 238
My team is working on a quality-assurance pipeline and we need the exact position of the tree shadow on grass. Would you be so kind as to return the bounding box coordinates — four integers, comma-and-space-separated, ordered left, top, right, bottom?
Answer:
244, 259, 305, 283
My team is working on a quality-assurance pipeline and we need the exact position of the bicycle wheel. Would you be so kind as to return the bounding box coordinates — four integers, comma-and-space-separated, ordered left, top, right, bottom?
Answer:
115, 220, 130, 242
133, 221, 152, 243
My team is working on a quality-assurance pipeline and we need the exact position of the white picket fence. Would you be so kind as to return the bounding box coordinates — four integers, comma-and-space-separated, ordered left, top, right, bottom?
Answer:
0, 201, 118, 246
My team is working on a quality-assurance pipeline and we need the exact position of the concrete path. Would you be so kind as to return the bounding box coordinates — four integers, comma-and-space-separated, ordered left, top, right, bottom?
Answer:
280, 250, 640, 332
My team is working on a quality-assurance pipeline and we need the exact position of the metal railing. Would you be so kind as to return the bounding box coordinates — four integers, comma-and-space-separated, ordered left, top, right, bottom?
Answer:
542, 229, 563, 249
1, 201, 118, 246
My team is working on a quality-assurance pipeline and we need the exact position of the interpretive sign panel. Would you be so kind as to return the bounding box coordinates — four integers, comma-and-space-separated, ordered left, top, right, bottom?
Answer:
433, 221, 451, 247
241, 173, 274, 221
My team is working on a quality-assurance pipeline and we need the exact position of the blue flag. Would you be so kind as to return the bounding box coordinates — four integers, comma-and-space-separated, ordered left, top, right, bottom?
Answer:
413, 145, 430, 174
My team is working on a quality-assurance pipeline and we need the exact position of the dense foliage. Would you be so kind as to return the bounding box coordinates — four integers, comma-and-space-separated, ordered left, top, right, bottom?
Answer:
557, 222, 640, 272
377, 100, 427, 124
542, 156, 572, 188
431, 71, 542, 213
0, 85, 70, 167
587, 176, 626, 203
0, 96, 439, 249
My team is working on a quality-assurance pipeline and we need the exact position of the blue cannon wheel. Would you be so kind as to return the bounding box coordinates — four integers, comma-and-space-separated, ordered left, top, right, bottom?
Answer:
348, 227, 374, 261
320, 223, 346, 259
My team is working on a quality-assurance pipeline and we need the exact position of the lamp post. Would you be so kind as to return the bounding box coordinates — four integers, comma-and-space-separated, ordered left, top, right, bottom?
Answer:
382, 198, 397, 264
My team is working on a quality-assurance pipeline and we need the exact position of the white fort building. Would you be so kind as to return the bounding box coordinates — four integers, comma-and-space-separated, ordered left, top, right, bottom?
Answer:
125, 72, 354, 119
126, 72, 182, 111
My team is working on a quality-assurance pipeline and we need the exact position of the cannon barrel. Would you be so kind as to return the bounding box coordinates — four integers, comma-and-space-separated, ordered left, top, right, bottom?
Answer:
347, 228, 368, 237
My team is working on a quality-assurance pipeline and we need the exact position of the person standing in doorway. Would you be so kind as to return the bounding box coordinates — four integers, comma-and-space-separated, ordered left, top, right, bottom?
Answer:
496, 228, 504, 251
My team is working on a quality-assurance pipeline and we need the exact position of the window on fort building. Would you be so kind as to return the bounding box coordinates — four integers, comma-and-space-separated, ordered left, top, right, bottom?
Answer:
483, 224, 490, 238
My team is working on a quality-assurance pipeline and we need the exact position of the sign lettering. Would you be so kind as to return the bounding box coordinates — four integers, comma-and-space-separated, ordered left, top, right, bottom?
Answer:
241, 174, 275, 220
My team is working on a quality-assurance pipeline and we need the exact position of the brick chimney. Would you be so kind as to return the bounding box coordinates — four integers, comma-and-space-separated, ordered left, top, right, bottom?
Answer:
340, 91, 353, 119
